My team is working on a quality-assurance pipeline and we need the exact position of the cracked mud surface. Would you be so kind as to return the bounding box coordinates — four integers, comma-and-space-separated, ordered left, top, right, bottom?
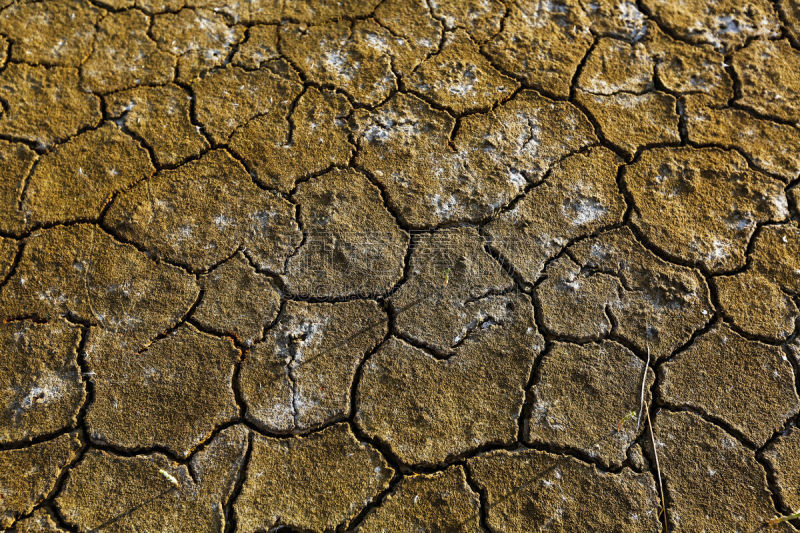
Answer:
1, 0, 800, 531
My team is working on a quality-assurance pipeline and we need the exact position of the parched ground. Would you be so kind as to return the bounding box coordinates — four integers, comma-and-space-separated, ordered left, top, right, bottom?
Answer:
2, 0, 800, 531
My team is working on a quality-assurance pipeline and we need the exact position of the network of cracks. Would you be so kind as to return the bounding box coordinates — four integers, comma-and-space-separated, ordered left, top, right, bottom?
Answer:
2, 0, 800, 531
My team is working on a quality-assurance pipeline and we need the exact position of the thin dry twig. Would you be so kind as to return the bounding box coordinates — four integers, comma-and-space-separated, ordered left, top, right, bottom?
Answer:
84, 465, 182, 532
647, 406, 668, 533
639, 345, 667, 533
636, 345, 651, 432
89, 486, 177, 532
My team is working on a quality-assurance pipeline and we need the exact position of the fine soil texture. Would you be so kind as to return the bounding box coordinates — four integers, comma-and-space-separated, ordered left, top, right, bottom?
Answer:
2, 0, 800, 532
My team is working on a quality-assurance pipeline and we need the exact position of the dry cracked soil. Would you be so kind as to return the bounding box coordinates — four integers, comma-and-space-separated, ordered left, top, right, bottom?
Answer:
2, 0, 800, 531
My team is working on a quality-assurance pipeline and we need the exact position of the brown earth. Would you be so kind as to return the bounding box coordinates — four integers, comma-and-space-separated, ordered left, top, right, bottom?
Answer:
1, 0, 800, 531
